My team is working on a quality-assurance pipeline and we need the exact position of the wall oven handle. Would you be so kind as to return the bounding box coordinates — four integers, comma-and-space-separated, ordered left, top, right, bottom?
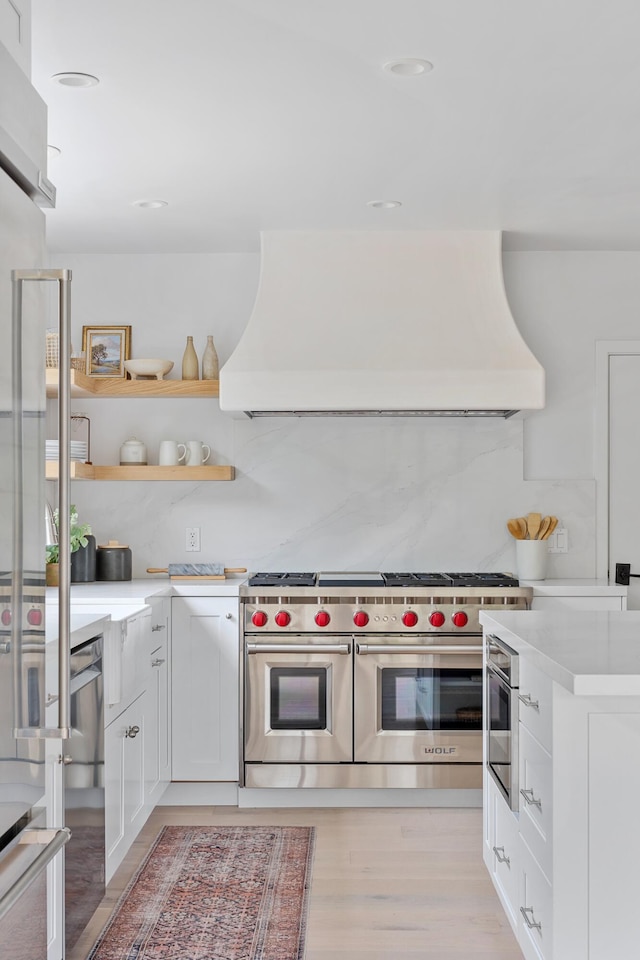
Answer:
356, 644, 483, 655
246, 642, 351, 655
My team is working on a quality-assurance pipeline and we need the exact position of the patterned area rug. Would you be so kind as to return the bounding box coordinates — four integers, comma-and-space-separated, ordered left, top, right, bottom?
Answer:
87, 825, 315, 960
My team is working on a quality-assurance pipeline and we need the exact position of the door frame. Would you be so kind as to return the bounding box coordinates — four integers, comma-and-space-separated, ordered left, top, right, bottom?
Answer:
594, 340, 640, 580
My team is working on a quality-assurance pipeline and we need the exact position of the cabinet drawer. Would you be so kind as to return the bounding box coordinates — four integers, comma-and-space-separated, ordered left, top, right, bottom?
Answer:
519, 841, 552, 960
490, 782, 520, 930
518, 658, 552, 752
519, 725, 552, 882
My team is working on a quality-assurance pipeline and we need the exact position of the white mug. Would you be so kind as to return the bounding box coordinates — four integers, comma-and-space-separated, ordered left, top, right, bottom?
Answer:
158, 440, 186, 466
185, 440, 211, 465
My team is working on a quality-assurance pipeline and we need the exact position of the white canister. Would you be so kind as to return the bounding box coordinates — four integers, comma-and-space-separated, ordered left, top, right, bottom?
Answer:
516, 539, 549, 581
119, 437, 147, 465
185, 440, 211, 465
158, 440, 187, 466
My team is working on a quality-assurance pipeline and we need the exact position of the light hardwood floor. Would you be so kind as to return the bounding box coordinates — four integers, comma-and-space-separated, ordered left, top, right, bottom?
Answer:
69, 805, 524, 960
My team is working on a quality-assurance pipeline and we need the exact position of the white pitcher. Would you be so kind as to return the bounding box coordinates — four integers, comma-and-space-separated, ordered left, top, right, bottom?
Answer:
185, 440, 211, 465
158, 440, 186, 466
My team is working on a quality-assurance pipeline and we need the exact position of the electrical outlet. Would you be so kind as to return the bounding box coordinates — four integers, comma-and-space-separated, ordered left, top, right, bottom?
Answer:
547, 527, 568, 554
185, 527, 200, 552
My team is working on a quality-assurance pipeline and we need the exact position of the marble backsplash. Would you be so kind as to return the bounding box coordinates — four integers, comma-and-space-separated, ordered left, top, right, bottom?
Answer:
67, 410, 595, 580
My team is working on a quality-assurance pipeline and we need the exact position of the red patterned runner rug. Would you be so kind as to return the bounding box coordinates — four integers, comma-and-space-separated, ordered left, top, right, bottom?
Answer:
87, 825, 315, 960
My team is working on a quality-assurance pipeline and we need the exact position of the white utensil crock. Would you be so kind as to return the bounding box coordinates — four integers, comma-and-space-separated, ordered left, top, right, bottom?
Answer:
158, 440, 186, 466
516, 539, 549, 581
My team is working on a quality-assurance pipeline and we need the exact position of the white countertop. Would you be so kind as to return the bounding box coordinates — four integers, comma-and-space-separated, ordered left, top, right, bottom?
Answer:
45, 576, 247, 605
522, 578, 627, 597
45, 611, 111, 648
480, 609, 640, 696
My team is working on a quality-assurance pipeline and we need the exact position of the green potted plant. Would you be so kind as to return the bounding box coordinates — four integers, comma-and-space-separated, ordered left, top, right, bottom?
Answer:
46, 505, 94, 585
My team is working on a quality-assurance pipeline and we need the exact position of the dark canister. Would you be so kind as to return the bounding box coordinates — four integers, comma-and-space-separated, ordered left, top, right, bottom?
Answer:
96, 540, 132, 581
70, 534, 96, 583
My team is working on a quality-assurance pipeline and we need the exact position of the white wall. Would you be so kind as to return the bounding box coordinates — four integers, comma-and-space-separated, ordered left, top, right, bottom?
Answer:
47, 249, 637, 579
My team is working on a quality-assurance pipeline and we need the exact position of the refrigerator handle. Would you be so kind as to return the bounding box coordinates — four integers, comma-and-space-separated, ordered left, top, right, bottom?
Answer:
12, 268, 72, 738
0, 828, 70, 922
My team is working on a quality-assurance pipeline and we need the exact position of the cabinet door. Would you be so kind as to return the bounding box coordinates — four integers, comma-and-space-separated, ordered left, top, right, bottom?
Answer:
171, 596, 239, 781
104, 695, 146, 885
531, 596, 623, 611
145, 636, 170, 805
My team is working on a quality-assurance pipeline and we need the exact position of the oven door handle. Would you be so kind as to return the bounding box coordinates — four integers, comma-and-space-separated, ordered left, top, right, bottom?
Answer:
356, 644, 483, 655
246, 642, 351, 655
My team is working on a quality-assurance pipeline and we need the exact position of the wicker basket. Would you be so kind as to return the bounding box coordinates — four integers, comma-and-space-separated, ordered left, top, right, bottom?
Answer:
45, 332, 59, 368
70, 357, 85, 371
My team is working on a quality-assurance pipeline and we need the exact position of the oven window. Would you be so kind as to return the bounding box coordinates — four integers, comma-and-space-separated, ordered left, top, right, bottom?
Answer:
381, 667, 483, 730
269, 667, 327, 730
487, 670, 512, 795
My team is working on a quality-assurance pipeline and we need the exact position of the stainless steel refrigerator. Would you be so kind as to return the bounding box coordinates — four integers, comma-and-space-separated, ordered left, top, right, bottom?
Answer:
0, 38, 70, 960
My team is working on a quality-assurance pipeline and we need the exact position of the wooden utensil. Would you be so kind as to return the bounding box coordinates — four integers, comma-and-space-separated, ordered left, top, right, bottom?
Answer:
507, 518, 526, 540
542, 516, 558, 539
537, 515, 552, 540
526, 512, 542, 540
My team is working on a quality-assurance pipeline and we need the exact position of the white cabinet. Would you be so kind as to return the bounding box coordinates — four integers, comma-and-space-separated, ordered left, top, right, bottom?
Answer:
105, 694, 147, 883
483, 635, 640, 959
144, 597, 171, 805
528, 581, 627, 611
531, 596, 624, 611
171, 595, 239, 781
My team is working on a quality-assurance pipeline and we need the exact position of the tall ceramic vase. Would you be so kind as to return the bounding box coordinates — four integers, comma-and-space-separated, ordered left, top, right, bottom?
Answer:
202, 335, 219, 380
182, 336, 199, 380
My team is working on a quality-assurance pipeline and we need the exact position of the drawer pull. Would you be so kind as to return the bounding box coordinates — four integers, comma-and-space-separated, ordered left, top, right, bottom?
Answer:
520, 787, 542, 810
492, 845, 511, 866
518, 693, 539, 709
152, 657, 166, 667
152, 623, 166, 632
520, 905, 542, 932
125, 725, 140, 739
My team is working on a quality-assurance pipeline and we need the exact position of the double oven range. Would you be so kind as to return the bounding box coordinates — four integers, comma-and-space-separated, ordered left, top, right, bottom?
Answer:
241, 571, 532, 789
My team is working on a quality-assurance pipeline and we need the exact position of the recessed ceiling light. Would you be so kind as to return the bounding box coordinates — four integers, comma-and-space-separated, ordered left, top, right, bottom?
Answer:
383, 58, 433, 77
131, 199, 169, 209
367, 200, 402, 209
51, 72, 99, 87
47, 144, 61, 158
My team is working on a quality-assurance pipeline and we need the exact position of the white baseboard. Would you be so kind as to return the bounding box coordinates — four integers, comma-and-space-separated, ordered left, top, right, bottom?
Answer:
238, 788, 483, 808
158, 782, 239, 805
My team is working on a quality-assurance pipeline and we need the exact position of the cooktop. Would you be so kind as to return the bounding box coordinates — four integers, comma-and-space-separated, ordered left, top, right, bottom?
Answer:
247, 571, 520, 588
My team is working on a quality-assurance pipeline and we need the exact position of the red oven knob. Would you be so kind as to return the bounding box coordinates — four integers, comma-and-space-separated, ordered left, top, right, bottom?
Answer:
353, 611, 369, 628
452, 611, 468, 628
315, 611, 331, 627
275, 611, 291, 627
27, 608, 43, 626
402, 610, 418, 627
1, 609, 10, 626
251, 610, 268, 627
429, 611, 445, 628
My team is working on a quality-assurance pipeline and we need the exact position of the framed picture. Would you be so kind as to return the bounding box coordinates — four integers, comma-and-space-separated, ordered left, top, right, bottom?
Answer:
81, 325, 131, 378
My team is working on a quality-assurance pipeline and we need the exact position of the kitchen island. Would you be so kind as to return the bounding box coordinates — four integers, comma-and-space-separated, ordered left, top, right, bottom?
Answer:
479, 608, 640, 960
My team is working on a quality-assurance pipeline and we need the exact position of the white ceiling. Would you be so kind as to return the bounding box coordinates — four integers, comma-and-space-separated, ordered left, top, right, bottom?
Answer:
30, 0, 640, 255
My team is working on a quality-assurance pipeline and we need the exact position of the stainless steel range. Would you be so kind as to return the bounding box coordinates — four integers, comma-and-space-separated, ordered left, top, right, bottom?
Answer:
241, 571, 532, 789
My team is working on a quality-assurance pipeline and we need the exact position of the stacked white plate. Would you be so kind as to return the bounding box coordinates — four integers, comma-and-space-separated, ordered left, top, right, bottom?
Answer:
46, 441, 88, 462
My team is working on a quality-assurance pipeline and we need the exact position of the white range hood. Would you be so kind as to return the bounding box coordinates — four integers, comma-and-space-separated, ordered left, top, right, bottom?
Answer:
219, 230, 545, 418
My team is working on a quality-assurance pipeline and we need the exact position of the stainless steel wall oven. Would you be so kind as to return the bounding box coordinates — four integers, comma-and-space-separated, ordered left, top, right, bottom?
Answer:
242, 572, 532, 789
485, 633, 519, 810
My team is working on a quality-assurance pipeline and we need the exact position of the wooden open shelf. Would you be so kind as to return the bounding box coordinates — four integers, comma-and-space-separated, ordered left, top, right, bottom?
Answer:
46, 369, 219, 398
46, 463, 235, 481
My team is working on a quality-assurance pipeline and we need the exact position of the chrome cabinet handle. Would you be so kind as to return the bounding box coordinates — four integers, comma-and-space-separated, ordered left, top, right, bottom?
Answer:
151, 657, 166, 667
58, 754, 73, 765
520, 906, 542, 932
518, 693, 539, 709
125, 725, 140, 738
151, 623, 166, 632
225, 612, 233, 619
520, 787, 542, 810
492, 845, 511, 866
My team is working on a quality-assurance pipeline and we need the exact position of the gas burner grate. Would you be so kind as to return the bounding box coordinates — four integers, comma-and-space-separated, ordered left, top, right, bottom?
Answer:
248, 572, 317, 587
382, 572, 520, 588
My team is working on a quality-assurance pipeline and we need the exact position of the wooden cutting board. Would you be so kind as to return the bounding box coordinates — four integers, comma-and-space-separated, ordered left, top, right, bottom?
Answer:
146, 564, 247, 580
